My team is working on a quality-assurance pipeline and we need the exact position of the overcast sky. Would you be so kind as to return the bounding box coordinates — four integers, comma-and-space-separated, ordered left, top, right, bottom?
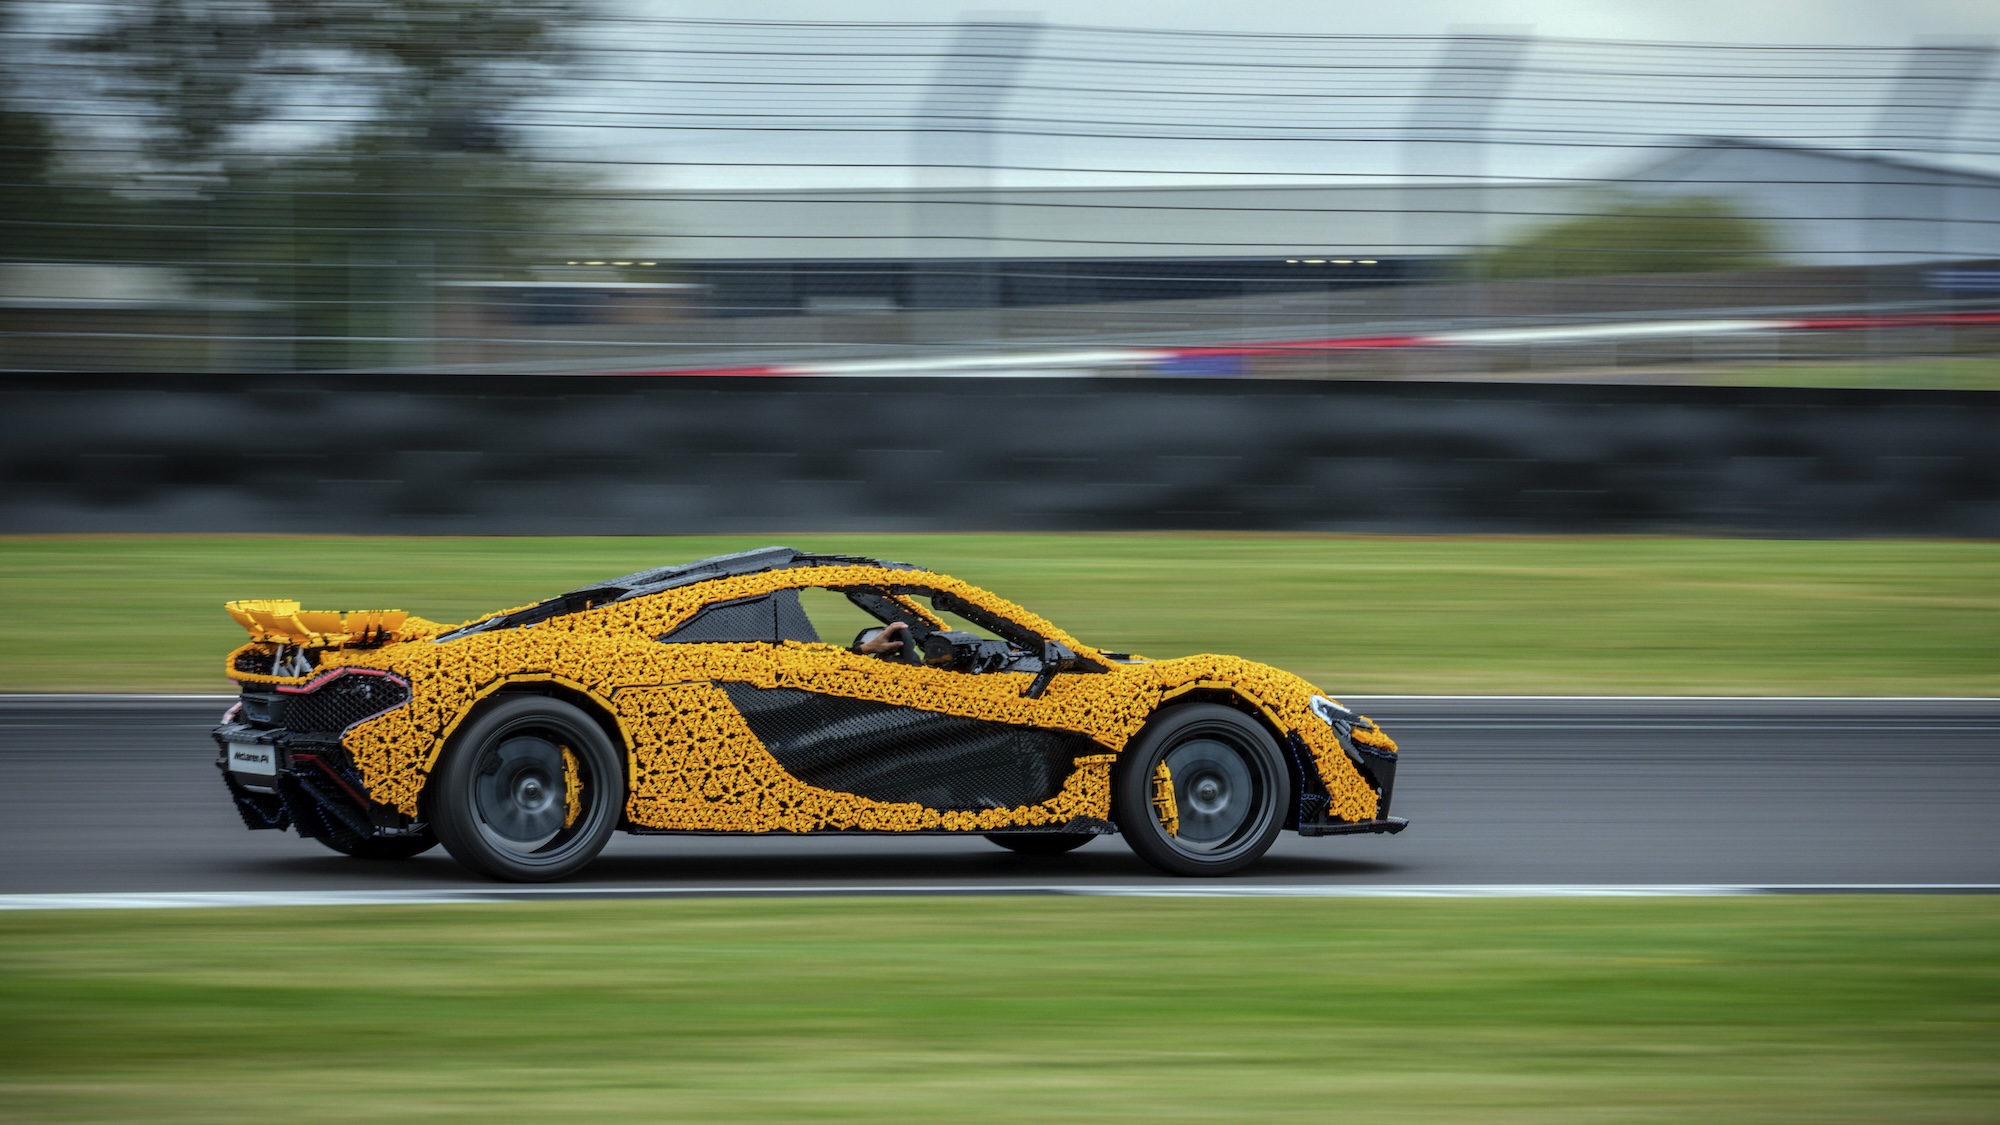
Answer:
559, 1, 2000, 191
646, 0, 1999, 46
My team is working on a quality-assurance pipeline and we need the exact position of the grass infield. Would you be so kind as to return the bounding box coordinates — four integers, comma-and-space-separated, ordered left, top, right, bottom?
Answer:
0, 896, 1994, 1123
0, 533, 1994, 694
1691, 356, 2000, 390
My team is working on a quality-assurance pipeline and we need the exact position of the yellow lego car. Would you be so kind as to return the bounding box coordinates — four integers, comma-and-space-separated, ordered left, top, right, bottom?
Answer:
214, 547, 1402, 880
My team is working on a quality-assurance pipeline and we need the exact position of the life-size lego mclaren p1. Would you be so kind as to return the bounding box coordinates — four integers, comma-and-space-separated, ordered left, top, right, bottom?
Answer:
214, 547, 1404, 880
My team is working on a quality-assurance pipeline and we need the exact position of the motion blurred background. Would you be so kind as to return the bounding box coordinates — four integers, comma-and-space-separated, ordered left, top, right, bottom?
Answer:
3, 1, 1997, 381
4, 2, 1998, 540
3, 11, 1998, 1121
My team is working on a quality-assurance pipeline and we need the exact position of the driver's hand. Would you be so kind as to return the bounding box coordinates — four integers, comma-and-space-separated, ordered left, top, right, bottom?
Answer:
856, 621, 909, 655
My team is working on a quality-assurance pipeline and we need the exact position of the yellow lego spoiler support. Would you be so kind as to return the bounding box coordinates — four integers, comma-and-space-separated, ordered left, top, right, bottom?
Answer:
224, 600, 413, 647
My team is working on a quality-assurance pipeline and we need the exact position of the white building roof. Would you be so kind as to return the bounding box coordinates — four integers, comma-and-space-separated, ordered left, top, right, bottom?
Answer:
602, 140, 2000, 266
611, 181, 1589, 261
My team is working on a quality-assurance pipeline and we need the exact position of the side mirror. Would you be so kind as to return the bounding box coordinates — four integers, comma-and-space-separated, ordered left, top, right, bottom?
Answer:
1022, 640, 1077, 699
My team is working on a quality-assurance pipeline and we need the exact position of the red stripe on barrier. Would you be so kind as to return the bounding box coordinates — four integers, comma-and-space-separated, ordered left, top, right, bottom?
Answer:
1791, 311, 2000, 331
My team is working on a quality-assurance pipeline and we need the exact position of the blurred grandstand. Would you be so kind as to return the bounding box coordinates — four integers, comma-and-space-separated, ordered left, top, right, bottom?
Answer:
1, 7, 1996, 377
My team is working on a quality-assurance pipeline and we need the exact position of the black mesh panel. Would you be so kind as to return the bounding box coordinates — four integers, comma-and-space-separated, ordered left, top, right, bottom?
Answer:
720, 683, 1094, 810
277, 675, 410, 735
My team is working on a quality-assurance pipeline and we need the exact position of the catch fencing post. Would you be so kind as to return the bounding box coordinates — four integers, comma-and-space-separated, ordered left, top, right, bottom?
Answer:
910, 15, 1043, 346
1402, 30, 1529, 376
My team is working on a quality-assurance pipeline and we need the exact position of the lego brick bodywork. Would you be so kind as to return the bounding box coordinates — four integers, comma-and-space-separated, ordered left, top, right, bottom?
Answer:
223, 556, 1394, 836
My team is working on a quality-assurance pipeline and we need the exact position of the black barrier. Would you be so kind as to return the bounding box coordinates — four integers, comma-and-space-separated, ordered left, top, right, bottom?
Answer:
1, 376, 1995, 537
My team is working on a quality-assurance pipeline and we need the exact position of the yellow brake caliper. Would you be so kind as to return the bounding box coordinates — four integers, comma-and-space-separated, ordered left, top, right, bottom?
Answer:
1151, 761, 1180, 837
561, 747, 583, 829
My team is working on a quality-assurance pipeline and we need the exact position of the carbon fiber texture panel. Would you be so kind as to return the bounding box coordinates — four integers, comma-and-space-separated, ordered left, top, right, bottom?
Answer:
1286, 731, 1331, 829
659, 590, 822, 645
659, 596, 775, 643
280, 773, 371, 847
719, 683, 1090, 811
772, 589, 819, 643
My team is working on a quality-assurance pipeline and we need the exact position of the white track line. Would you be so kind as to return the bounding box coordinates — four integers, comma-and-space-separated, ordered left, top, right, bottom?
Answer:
1428, 319, 1782, 346
611, 309, 2000, 377
3, 885, 1996, 910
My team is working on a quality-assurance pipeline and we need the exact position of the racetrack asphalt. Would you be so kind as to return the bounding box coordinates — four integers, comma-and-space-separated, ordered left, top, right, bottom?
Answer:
3, 696, 1996, 897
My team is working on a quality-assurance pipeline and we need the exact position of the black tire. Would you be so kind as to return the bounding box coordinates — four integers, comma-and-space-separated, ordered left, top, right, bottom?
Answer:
1112, 703, 1290, 877
429, 696, 625, 882
314, 829, 438, 861
984, 832, 1095, 855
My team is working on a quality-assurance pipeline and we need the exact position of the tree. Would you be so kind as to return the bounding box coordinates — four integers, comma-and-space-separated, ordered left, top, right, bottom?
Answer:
2, 0, 72, 261
0, 90, 61, 260
3, 0, 156, 266
59, 0, 589, 366
1476, 195, 1779, 280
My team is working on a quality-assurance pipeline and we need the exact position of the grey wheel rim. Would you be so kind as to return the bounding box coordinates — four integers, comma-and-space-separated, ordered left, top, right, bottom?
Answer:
1163, 738, 1257, 851
474, 735, 568, 848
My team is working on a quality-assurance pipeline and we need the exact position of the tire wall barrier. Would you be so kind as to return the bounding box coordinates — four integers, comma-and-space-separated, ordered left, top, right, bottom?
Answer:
3, 375, 1995, 537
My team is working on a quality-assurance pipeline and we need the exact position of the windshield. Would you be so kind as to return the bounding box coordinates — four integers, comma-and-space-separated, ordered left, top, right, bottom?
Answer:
434, 546, 912, 642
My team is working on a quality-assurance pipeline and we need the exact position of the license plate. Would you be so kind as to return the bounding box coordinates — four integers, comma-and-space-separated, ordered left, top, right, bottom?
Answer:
226, 741, 278, 776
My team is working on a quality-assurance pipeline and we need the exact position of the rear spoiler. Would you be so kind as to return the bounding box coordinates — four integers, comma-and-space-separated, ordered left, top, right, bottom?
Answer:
225, 600, 437, 647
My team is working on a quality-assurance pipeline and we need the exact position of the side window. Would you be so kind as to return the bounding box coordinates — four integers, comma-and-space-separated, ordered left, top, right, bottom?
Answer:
919, 596, 1003, 641
659, 589, 822, 645
797, 587, 890, 648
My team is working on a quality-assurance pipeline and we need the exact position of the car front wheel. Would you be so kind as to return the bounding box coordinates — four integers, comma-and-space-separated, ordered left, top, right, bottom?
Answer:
1113, 703, 1290, 877
430, 696, 625, 882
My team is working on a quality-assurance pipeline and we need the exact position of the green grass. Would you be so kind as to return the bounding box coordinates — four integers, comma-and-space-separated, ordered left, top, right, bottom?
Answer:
1, 533, 1995, 694
0, 896, 1994, 1123
1692, 357, 2000, 390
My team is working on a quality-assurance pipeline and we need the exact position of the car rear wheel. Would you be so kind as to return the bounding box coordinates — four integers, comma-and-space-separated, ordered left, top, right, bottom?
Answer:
314, 829, 437, 860
430, 696, 624, 882
1113, 703, 1289, 877
983, 832, 1094, 855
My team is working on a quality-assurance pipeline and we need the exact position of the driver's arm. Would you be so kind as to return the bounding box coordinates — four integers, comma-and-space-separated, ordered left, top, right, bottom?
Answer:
854, 620, 910, 656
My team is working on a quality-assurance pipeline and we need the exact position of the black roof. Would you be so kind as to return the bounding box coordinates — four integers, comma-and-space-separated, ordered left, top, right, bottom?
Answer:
590, 546, 914, 595
436, 547, 917, 641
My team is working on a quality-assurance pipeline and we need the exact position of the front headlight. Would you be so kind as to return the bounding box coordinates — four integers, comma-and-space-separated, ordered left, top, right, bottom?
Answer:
1308, 694, 1359, 736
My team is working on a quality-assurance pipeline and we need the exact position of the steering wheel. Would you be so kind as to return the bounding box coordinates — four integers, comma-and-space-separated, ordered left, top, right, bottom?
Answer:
893, 620, 932, 666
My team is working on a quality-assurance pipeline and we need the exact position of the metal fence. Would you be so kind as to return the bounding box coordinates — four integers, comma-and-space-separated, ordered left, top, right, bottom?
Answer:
2, 8, 1997, 374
